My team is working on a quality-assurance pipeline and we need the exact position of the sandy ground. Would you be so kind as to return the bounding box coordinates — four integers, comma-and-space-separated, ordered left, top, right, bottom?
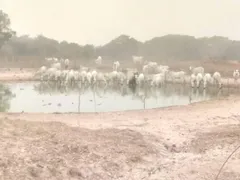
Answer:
0, 68, 34, 81
0, 95, 240, 179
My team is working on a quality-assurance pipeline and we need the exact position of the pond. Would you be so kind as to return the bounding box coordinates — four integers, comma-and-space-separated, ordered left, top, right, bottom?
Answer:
0, 81, 237, 113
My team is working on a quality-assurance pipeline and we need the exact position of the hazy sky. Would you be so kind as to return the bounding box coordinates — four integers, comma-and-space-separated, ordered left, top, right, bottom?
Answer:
1, 0, 240, 45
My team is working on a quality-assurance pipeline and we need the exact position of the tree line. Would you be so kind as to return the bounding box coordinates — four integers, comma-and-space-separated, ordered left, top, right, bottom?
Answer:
1, 9, 240, 62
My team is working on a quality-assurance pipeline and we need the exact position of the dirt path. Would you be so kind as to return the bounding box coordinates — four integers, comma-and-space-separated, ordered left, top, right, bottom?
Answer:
0, 68, 34, 81
0, 95, 240, 179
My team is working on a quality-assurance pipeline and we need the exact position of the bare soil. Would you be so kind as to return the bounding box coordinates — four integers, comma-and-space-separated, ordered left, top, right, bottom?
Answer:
0, 68, 34, 81
0, 95, 240, 180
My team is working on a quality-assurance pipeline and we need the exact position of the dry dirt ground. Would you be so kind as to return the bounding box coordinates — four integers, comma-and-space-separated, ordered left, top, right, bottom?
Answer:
0, 68, 34, 81
0, 95, 240, 180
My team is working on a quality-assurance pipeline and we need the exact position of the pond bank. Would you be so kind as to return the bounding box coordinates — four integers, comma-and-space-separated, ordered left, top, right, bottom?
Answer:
0, 95, 240, 179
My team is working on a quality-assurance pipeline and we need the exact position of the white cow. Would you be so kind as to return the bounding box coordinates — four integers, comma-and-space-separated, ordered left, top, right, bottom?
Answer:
212, 72, 222, 88
189, 66, 204, 76
168, 71, 185, 83
91, 70, 98, 84
142, 65, 149, 74
108, 71, 126, 85
113, 61, 120, 71
86, 72, 92, 84
35, 66, 47, 81
142, 62, 158, 74
60, 70, 69, 85
66, 70, 76, 86
45, 57, 58, 63
116, 72, 126, 85
108, 71, 119, 84
64, 59, 70, 69
190, 74, 197, 88
156, 65, 169, 73
51, 62, 61, 70
80, 70, 87, 84
132, 56, 143, 65
151, 73, 165, 87
95, 56, 102, 66
233, 70, 240, 83
45, 57, 52, 62
96, 72, 107, 86
196, 73, 203, 88
53, 57, 58, 62
73, 70, 81, 83
137, 73, 145, 87
54, 70, 62, 84
156, 66, 169, 80
203, 73, 212, 89
46, 67, 58, 82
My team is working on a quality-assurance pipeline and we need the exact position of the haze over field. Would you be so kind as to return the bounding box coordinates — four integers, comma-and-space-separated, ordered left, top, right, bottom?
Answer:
1, 2, 240, 180
1, 0, 240, 45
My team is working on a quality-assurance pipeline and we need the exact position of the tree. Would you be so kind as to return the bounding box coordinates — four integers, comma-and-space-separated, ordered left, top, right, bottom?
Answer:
0, 10, 15, 49
2, 13, 240, 62
0, 83, 14, 112
100, 34, 142, 60
34, 35, 59, 57
82, 44, 95, 60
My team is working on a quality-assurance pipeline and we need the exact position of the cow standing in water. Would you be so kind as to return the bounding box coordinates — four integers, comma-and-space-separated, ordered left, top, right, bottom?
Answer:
64, 59, 70, 69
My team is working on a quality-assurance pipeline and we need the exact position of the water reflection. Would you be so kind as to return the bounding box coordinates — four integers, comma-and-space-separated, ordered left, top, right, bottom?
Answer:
2, 81, 234, 113
0, 84, 15, 112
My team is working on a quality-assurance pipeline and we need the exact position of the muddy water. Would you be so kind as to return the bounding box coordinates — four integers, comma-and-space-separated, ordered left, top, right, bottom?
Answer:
0, 81, 235, 113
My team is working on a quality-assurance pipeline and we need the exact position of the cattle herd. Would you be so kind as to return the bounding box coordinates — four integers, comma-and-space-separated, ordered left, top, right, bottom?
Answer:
34, 56, 240, 91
